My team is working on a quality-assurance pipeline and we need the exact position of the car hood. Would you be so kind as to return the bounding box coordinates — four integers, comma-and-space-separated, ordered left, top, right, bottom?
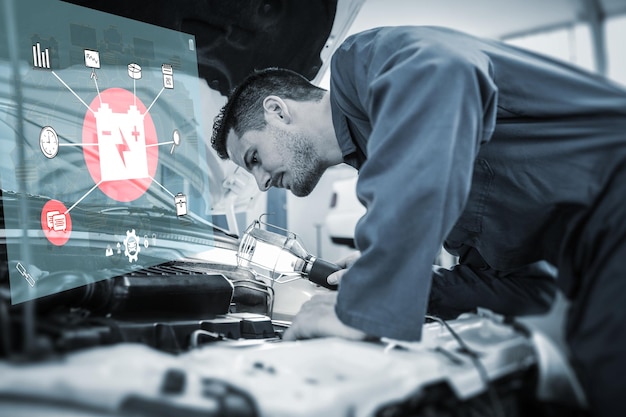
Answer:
65, 0, 346, 96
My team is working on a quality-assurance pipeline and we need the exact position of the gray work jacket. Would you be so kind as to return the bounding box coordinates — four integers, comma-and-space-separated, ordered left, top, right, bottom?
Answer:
329, 26, 626, 341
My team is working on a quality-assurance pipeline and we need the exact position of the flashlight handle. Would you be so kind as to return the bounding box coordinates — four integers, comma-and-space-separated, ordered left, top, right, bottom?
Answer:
307, 258, 340, 290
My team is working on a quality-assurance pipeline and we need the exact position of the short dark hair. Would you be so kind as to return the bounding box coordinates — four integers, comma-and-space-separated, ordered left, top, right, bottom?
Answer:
211, 68, 326, 159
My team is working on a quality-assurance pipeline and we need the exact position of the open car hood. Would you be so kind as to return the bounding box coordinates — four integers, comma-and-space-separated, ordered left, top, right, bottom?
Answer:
65, 0, 347, 96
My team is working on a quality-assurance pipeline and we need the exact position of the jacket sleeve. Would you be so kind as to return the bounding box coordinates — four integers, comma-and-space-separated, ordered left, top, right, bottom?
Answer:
428, 245, 557, 320
333, 28, 499, 341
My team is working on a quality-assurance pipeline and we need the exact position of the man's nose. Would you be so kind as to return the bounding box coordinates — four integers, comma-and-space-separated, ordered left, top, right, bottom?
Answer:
253, 168, 271, 191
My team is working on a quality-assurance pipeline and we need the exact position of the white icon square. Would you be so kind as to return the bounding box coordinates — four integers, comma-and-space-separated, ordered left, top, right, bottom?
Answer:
175, 193, 187, 216
52, 214, 67, 232
84, 49, 100, 69
46, 210, 59, 229
163, 74, 174, 89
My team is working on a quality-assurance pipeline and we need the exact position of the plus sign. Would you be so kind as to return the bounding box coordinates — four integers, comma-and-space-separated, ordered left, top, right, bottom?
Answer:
131, 126, 140, 141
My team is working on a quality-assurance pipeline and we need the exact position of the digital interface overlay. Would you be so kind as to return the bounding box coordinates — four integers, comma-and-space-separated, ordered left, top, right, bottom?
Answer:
0, 0, 214, 303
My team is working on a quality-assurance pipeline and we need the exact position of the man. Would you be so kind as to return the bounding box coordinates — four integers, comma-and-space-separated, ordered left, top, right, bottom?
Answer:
211, 26, 626, 417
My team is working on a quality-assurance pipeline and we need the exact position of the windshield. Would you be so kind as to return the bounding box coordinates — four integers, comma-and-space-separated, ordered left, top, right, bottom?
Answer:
0, 0, 226, 304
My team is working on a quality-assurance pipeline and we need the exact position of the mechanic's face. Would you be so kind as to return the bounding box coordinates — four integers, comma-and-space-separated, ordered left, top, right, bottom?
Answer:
226, 124, 325, 197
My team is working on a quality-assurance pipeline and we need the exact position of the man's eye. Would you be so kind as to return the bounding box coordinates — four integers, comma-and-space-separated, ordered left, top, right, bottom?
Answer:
251, 152, 259, 165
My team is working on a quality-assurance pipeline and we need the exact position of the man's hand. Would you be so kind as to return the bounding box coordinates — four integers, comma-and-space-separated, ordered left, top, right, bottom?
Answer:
282, 292, 367, 341
327, 251, 361, 286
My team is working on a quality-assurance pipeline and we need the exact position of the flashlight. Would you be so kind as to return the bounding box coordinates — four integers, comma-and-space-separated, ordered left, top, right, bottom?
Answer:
237, 219, 339, 290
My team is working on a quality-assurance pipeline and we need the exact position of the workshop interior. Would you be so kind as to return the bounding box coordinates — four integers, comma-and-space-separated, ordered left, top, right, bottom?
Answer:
1, 0, 625, 416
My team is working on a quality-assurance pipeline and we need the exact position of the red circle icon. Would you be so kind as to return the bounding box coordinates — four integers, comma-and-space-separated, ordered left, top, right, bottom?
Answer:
82, 88, 159, 202
41, 200, 72, 246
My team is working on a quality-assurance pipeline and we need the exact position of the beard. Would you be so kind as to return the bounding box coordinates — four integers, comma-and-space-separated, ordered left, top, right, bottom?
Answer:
272, 126, 326, 197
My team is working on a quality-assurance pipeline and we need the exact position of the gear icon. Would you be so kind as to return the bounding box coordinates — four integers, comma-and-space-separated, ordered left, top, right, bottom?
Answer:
123, 229, 140, 262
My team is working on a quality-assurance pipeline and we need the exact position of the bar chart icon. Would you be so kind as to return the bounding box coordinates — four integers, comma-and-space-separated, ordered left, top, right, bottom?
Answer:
32, 42, 51, 69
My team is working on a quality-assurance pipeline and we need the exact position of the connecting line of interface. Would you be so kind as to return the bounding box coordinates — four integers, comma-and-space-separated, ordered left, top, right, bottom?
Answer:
424, 315, 507, 417
50, 68, 179, 214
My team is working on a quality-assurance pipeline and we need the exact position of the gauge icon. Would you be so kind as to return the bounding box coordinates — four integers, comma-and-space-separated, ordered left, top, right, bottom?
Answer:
39, 125, 59, 158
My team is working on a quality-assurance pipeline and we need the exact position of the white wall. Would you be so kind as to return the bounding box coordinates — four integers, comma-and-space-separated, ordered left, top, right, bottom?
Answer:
606, 15, 626, 86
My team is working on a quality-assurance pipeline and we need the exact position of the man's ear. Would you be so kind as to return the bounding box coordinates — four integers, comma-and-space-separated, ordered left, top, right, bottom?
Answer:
263, 95, 292, 124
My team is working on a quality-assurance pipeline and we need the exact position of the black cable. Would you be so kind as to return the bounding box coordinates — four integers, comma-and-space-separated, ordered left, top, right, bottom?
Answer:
425, 315, 507, 417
